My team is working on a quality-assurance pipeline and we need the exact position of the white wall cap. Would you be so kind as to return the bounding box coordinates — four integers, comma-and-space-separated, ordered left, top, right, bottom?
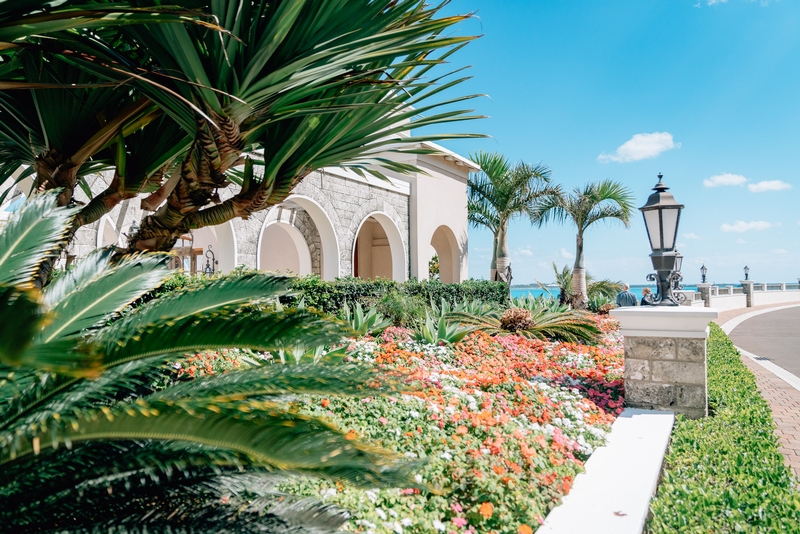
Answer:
610, 307, 719, 339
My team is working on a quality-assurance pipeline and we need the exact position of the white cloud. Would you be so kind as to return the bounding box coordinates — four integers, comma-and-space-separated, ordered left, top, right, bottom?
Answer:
736, 238, 747, 244
772, 248, 788, 254
703, 173, 747, 187
720, 220, 775, 233
560, 248, 574, 259
683, 233, 703, 240
707, 0, 729, 4
747, 180, 792, 193
597, 132, 680, 163
516, 248, 533, 257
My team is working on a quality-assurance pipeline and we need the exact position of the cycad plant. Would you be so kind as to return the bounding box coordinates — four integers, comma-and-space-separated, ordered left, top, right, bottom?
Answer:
0, 192, 413, 532
534, 180, 634, 308
467, 151, 560, 282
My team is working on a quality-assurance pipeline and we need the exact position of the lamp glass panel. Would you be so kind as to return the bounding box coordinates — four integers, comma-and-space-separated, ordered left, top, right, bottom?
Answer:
661, 208, 679, 250
643, 210, 661, 250
675, 255, 683, 272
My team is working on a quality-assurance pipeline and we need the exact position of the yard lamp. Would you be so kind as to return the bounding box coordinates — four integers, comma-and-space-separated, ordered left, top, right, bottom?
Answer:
743, 265, 750, 280
639, 173, 685, 306
700, 264, 707, 284
203, 245, 218, 275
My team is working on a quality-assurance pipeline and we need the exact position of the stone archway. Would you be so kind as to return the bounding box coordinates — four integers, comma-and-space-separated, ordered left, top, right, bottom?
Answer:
257, 221, 313, 275
285, 195, 340, 280
96, 215, 120, 247
430, 224, 461, 284
352, 212, 406, 281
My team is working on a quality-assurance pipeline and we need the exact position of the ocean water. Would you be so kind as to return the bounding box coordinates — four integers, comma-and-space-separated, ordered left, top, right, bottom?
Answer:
510, 285, 699, 300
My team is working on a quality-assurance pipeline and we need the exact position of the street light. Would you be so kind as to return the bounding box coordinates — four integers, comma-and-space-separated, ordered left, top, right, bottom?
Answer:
744, 265, 750, 280
203, 245, 218, 275
639, 173, 685, 306
700, 264, 707, 284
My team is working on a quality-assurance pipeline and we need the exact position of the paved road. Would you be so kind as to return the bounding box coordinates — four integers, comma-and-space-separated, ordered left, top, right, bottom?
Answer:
729, 306, 800, 378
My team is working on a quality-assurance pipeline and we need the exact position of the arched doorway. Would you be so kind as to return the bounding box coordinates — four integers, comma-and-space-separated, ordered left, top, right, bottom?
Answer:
170, 222, 237, 274
258, 221, 313, 275
353, 213, 406, 281
284, 195, 340, 280
430, 225, 460, 284
96, 215, 120, 247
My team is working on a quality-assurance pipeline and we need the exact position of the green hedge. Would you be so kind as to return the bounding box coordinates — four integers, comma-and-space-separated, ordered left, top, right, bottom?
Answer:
647, 324, 800, 533
285, 275, 508, 314
146, 270, 508, 315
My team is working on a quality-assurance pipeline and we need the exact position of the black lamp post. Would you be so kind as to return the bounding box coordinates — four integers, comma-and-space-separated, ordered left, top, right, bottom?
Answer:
743, 265, 750, 280
700, 264, 707, 284
640, 173, 685, 306
203, 245, 218, 275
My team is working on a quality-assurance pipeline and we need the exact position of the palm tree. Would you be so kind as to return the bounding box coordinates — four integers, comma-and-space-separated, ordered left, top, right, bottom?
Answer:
0, 191, 412, 532
467, 151, 559, 283
535, 180, 635, 308
0, 0, 484, 279
544, 262, 623, 306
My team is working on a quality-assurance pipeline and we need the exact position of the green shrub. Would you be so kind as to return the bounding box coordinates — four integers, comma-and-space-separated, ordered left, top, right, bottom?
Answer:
647, 324, 800, 533
375, 290, 426, 327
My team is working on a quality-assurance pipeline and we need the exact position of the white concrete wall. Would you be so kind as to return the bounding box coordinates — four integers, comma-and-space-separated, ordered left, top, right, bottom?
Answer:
752, 290, 800, 306
706, 294, 747, 311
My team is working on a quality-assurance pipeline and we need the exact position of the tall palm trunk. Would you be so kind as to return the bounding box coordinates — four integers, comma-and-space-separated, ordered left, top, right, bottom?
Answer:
489, 234, 498, 280
572, 232, 587, 308
494, 222, 510, 283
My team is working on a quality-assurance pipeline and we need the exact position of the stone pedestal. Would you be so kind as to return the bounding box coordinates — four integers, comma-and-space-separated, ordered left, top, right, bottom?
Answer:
610, 307, 719, 418
740, 280, 754, 307
696, 283, 712, 307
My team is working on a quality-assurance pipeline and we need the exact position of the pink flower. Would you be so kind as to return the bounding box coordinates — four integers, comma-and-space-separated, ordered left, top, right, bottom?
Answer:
450, 503, 463, 513
452, 517, 468, 528
379, 417, 388, 425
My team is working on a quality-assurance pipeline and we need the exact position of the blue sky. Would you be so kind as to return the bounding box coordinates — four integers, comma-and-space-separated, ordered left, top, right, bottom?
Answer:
430, 0, 800, 285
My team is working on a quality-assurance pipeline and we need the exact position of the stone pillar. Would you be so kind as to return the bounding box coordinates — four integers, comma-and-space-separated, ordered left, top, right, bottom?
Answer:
610, 307, 719, 419
696, 283, 712, 308
740, 280, 754, 307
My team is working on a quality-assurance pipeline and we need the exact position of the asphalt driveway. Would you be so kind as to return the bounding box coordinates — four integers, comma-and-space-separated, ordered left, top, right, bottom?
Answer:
728, 306, 800, 378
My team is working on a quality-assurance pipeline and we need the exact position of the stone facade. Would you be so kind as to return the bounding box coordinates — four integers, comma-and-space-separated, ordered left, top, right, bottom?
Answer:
623, 336, 708, 418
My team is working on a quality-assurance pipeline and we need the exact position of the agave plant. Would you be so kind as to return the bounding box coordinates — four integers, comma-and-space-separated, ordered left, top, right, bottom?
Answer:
412, 311, 473, 345
0, 192, 413, 532
340, 302, 392, 337
512, 294, 565, 314
448, 304, 601, 344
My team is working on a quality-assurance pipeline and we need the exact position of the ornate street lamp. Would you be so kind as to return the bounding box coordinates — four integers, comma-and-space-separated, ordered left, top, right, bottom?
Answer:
640, 173, 685, 306
203, 245, 218, 275
700, 264, 707, 284
743, 265, 749, 280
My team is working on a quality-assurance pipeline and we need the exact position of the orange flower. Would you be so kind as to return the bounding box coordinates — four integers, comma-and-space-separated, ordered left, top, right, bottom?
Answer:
321, 399, 330, 408
345, 429, 357, 440
519, 525, 533, 534
456, 425, 468, 435
479, 502, 493, 519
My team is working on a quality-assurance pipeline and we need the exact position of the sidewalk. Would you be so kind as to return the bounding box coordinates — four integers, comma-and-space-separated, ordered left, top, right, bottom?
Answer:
717, 303, 800, 482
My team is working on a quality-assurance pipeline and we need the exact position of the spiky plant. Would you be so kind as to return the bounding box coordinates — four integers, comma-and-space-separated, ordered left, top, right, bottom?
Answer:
448, 304, 601, 344
0, 192, 414, 532
340, 302, 392, 337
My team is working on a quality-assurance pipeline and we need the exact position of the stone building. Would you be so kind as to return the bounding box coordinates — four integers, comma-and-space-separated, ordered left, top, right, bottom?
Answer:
1, 141, 477, 282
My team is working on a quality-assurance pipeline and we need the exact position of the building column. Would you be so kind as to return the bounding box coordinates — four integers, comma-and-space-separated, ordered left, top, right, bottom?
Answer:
696, 283, 712, 308
610, 307, 719, 419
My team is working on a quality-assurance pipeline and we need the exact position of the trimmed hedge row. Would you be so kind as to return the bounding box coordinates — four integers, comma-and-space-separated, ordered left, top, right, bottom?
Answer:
146, 270, 508, 315
647, 323, 800, 533
287, 275, 508, 313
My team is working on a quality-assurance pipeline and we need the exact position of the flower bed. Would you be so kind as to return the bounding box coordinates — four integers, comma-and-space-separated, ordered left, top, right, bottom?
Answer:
280, 317, 624, 534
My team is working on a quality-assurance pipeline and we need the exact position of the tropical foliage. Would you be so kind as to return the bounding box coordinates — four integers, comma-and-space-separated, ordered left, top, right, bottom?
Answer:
281, 318, 625, 534
467, 151, 559, 282
0, 192, 414, 532
543, 262, 623, 307
0, 0, 483, 284
534, 180, 634, 308
341, 302, 392, 337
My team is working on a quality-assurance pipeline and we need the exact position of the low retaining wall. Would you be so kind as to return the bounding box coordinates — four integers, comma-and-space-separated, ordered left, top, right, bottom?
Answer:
686, 283, 800, 311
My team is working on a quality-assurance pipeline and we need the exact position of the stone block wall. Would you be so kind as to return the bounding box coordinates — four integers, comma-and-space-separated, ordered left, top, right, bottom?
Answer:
624, 336, 708, 418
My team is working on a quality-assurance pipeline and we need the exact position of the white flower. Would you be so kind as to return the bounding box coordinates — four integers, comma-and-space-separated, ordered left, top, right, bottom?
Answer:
393, 521, 404, 534
414, 474, 423, 484
389, 509, 398, 518
409, 410, 420, 418
320, 488, 337, 498
401, 518, 413, 527
433, 519, 446, 531
440, 451, 453, 460
480, 448, 491, 455
444, 406, 456, 415
365, 489, 379, 503
404, 452, 418, 459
